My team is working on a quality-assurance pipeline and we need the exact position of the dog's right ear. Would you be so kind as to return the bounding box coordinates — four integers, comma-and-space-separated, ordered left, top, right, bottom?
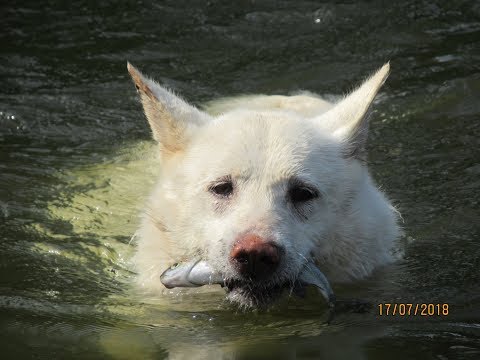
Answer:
312, 63, 390, 161
127, 62, 211, 155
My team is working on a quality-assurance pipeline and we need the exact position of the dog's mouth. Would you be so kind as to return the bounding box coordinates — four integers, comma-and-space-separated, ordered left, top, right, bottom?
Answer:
160, 258, 335, 308
222, 279, 289, 308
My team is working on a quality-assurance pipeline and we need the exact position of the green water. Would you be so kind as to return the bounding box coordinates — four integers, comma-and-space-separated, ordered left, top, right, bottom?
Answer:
1, 1, 479, 359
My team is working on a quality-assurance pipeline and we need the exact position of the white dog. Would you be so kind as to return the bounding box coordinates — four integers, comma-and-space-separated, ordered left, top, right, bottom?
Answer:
127, 63, 400, 308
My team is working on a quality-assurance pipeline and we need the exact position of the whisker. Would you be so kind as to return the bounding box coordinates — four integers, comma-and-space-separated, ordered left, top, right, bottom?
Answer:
296, 251, 316, 281
144, 208, 170, 233
128, 231, 138, 245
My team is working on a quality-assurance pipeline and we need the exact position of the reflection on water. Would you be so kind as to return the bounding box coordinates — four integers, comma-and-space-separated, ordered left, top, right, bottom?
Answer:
1, 0, 479, 358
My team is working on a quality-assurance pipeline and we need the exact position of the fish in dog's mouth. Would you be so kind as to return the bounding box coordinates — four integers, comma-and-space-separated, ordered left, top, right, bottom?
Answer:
160, 259, 335, 309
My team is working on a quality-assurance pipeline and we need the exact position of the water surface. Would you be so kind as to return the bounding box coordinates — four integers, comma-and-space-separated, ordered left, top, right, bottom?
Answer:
1, 1, 479, 359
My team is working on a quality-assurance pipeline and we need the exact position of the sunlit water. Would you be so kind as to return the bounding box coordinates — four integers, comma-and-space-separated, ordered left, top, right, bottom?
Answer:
1, 1, 479, 359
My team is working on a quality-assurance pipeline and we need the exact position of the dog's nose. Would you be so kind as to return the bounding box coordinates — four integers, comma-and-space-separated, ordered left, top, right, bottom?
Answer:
230, 234, 281, 279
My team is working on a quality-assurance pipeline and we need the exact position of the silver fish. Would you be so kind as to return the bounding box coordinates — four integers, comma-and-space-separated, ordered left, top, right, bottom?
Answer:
160, 259, 224, 288
297, 263, 336, 307
160, 258, 335, 307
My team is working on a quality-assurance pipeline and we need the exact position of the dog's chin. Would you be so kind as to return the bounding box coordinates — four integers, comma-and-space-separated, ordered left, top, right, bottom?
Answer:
224, 280, 289, 309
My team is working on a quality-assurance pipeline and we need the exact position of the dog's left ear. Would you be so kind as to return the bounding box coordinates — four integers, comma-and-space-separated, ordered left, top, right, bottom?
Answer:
127, 62, 212, 156
314, 63, 390, 160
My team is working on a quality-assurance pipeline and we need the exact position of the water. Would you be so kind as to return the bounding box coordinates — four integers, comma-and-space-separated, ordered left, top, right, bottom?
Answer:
1, 1, 479, 358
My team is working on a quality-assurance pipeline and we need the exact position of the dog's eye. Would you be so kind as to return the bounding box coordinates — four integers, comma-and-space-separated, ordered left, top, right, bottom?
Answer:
209, 179, 234, 197
288, 186, 319, 203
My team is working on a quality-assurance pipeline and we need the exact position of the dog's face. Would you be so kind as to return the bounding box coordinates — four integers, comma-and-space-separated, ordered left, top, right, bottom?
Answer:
128, 63, 391, 308
176, 112, 351, 307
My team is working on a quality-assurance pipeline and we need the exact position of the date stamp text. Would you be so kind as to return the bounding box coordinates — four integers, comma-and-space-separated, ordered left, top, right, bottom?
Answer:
378, 303, 449, 316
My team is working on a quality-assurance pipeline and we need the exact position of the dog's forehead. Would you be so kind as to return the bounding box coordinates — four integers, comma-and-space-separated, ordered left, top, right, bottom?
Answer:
185, 110, 340, 182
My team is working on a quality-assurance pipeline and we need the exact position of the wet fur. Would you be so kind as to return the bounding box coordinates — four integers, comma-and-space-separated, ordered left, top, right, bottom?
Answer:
128, 63, 401, 308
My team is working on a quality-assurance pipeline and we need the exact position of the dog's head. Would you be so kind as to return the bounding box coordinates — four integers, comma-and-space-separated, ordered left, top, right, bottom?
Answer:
128, 63, 390, 308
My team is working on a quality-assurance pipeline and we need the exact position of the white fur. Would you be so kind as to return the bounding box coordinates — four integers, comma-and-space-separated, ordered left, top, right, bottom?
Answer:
127, 63, 400, 305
